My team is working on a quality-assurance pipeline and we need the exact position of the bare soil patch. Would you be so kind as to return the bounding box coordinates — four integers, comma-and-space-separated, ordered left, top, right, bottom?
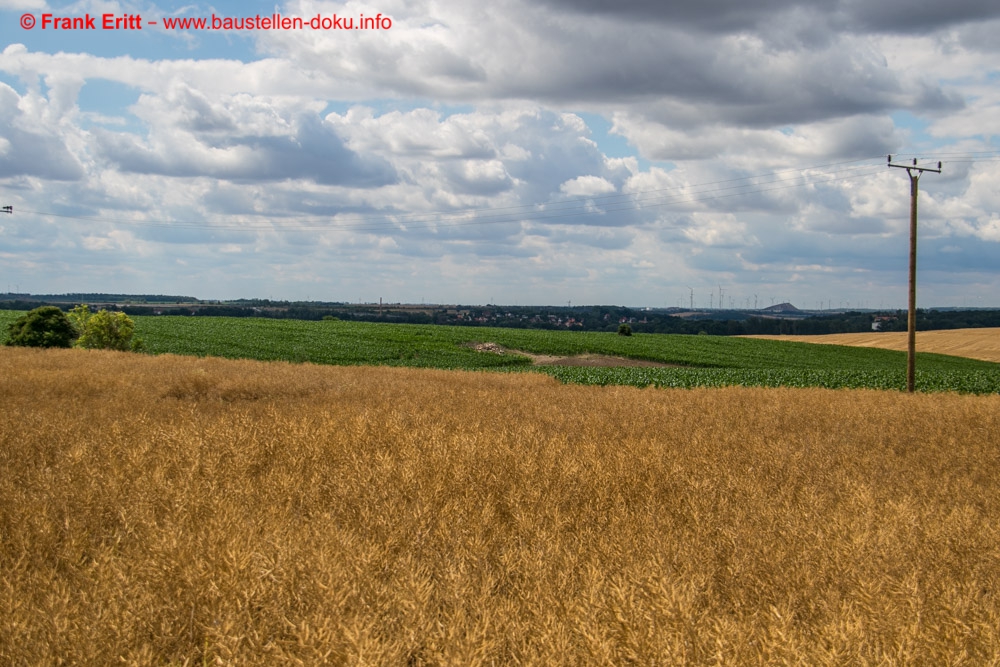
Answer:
466, 341, 677, 367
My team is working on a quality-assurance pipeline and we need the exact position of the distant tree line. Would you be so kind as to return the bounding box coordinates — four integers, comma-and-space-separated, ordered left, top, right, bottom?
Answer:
0, 293, 197, 305
141, 306, 1000, 335
5, 296, 1000, 335
881, 309, 1000, 331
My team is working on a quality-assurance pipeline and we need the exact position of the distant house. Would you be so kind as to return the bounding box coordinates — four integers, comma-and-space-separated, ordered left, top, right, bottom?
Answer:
872, 315, 896, 331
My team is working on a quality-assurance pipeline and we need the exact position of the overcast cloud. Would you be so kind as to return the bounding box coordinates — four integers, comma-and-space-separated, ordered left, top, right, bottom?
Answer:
0, 0, 998, 307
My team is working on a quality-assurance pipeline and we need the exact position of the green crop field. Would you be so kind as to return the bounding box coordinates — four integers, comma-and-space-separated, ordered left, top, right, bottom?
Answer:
537, 365, 1000, 393
2, 310, 999, 393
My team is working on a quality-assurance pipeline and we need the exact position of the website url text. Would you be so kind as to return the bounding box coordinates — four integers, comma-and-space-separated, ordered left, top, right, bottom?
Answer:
19, 12, 392, 31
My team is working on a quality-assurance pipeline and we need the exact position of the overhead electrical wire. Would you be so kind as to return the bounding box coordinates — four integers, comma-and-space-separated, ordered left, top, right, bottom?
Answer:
13, 152, 999, 234
17, 158, 882, 230
16, 158, 879, 229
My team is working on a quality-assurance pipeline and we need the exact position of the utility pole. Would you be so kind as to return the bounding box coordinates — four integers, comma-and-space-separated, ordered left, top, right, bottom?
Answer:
2, 207, 10, 293
888, 155, 941, 393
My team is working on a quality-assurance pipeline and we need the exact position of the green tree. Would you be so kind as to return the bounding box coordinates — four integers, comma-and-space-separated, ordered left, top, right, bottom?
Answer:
618, 323, 632, 336
69, 305, 144, 351
5, 306, 77, 348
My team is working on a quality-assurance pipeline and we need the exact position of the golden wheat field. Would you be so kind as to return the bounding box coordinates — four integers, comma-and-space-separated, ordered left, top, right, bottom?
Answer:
1, 348, 999, 665
746, 327, 1000, 364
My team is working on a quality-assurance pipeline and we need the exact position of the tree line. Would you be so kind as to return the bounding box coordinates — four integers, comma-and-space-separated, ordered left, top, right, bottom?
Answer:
5, 298, 1000, 336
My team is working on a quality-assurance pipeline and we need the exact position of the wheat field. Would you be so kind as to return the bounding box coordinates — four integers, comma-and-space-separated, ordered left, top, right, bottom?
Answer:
1, 347, 999, 665
746, 327, 1000, 364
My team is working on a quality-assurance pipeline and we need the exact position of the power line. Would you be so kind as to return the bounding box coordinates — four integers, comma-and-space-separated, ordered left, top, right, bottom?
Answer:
10, 151, 998, 234
27, 162, 878, 227
17, 156, 887, 228
20, 167, 884, 233
14, 157, 893, 233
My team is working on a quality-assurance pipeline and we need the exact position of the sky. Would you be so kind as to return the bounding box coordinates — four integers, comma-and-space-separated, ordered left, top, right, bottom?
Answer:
1, 0, 999, 308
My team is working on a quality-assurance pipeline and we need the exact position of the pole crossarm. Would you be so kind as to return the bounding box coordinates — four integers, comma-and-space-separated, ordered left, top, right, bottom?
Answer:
887, 155, 941, 393
887, 155, 942, 174
1, 205, 12, 214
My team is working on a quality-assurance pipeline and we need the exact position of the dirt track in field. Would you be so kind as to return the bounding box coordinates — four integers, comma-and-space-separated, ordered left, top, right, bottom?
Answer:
519, 352, 676, 367
466, 342, 676, 367
744, 328, 1000, 364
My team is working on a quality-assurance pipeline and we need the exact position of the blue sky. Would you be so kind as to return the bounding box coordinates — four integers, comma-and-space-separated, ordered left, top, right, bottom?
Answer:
1, 0, 999, 307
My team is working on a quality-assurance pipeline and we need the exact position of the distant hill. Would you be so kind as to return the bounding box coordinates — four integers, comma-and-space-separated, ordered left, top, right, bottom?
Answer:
761, 302, 801, 314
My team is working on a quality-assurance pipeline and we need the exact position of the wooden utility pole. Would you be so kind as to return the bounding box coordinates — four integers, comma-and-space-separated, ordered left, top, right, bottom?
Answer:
888, 155, 941, 393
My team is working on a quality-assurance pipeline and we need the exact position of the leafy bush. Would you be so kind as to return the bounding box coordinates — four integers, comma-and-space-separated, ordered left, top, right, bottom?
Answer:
4, 306, 77, 348
618, 323, 632, 336
69, 305, 144, 352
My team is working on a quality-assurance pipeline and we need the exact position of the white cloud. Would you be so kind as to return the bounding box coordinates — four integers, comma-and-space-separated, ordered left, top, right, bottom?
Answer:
559, 176, 615, 197
682, 213, 757, 248
977, 215, 1000, 242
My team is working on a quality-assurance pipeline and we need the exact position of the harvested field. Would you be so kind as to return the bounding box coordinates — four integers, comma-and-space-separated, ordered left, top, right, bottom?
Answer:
2, 347, 999, 664
746, 327, 1000, 363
